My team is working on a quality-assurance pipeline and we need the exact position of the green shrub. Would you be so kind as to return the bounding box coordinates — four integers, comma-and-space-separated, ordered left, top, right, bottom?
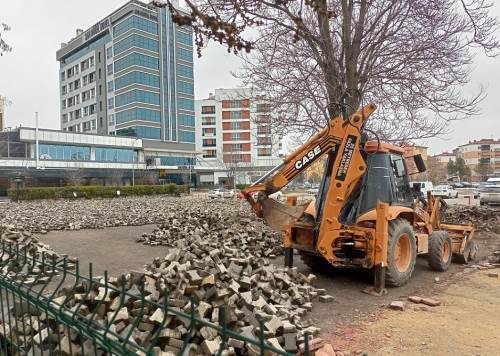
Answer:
7, 184, 189, 201
236, 184, 250, 190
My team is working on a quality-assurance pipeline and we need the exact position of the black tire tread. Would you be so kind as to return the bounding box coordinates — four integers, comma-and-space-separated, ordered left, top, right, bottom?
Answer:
385, 218, 417, 287
428, 231, 452, 271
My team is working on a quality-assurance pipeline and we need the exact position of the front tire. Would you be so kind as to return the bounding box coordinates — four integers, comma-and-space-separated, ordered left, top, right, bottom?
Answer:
385, 218, 417, 287
428, 231, 453, 271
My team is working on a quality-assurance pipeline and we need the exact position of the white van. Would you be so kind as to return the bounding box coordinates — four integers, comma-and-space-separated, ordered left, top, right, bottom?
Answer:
480, 177, 500, 205
410, 181, 434, 196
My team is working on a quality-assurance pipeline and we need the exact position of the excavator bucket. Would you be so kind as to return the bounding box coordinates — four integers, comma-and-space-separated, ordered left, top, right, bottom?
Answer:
260, 198, 309, 231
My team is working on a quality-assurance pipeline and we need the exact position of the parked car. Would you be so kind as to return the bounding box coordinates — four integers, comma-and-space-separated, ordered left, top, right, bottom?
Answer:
480, 186, 500, 205
410, 181, 434, 197
479, 178, 500, 205
474, 183, 485, 199
208, 188, 234, 199
432, 185, 458, 198
307, 187, 319, 195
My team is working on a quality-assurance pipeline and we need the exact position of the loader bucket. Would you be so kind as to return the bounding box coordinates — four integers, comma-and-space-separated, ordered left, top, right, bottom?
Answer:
260, 198, 309, 231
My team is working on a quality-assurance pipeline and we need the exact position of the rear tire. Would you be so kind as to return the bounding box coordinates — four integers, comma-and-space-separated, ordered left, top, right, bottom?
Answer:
385, 219, 417, 287
428, 231, 452, 271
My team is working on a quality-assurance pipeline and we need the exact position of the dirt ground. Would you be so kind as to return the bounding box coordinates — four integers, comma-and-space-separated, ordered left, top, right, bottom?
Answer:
40, 223, 500, 353
322, 269, 500, 355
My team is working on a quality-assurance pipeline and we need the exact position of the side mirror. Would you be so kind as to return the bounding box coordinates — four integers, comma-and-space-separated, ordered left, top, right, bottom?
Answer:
413, 154, 426, 173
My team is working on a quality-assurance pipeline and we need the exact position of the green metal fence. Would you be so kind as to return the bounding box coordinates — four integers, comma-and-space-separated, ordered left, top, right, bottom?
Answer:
0, 242, 311, 355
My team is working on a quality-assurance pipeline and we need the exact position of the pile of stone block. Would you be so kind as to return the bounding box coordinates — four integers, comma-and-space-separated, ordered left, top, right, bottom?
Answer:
443, 205, 500, 233
2, 244, 319, 355
136, 205, 282, 257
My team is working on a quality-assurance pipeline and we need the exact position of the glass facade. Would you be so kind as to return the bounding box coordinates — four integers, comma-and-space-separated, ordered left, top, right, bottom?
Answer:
114, 34, 159, 55
178, 113, 195, 127
115, 71, 160, 90
177, 80, 194, 95
177, 64, 193, 78
147, 155, 195, 166
176, 30, 193, 46
113, 15, 158, 37
116, 126, 161, 139
115, 108, 161, 124
177, 47, 193, 61
62, 34, 111, 64
39, 144, 90, 161
179, 130, 195, 143
178, 98, 194, 110
95, 147, 136, 162
114, 52, 159, 72
115, 89, 160, 107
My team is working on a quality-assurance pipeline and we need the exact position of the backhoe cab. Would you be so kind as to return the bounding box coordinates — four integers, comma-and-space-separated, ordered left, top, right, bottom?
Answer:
242, 103, 477, 292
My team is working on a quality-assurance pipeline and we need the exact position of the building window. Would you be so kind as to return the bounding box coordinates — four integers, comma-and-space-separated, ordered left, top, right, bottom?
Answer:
75, 109, 82, 119
202, 117, 216, 125
114, 52, 159, 72
108, 98, 114, 109
115, 108, 161, 124
230, 121, 243, 130
108, 114, 115, 125
39, 144, 90, 161
201, 106, 215, 114
179, 130, 195, 143
90, 88, 95, 98
203, 150, 217, 158
257, 137, 272, 145
107, 81, 114, 92
61, 72, 65, 81
62, 113, 68, 123
176, 47, 193, 62
177, 64, 193, 78
231, 132, 243, 140
202, 128, 215, 136
90, 56, 94, 67
203, 139, 216, 147
113, 15, 158, 37
176, 29, 193, 46
61, 85, 67, 95
256, 103, 271, 112
89, 72, 95, 83
83, 106, 89, 116
106, 47, 113, 59
91, 119, 96, 129
89, 104, 96, 115
177, 80, 194, 95
114, 34, 159, 55
258, 148, 272, 156
115, 89, 160, 107
83, 75, 88, 86
179, 114, 195, 127
114, 71, 160, 90
115, 126, 161, 139
95, 147, 136, 162
107, 64, 113, 75
61, 99, 66, 109
178, 98, 194, 111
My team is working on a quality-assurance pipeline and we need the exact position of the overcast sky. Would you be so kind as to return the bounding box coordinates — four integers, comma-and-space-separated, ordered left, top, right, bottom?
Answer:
0, 0, 499, 155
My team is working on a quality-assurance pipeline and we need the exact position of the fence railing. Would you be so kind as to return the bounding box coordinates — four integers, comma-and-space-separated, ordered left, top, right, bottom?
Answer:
0, 242, 310, 355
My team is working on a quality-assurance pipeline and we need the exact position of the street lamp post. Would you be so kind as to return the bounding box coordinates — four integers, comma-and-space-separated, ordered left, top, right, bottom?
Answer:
6, 127, 11, 158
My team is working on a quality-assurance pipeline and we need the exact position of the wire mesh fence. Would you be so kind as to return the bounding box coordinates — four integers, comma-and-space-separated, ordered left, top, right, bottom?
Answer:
0, 242, 311, 355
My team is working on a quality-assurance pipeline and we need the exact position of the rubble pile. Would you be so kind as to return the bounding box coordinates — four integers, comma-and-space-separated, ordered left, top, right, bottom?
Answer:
443, 205, 500, 233
0, 196, 275, 235
2, 242, 320, 355
137, 206, 283, 257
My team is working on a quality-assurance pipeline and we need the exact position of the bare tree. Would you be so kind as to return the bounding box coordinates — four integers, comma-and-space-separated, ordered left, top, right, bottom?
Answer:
0, 23, 11, 56
154, 0, 499, 141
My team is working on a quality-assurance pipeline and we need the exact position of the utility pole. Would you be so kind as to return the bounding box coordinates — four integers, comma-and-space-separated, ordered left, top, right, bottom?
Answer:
35, 112, 39, 169
6, 127, 11, 158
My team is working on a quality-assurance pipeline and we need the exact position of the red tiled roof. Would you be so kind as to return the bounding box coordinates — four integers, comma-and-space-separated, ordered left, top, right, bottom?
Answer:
460, 138, 500, 146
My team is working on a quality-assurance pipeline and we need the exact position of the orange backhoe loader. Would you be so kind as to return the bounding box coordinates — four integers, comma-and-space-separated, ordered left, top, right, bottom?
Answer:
242, 103, 477, 294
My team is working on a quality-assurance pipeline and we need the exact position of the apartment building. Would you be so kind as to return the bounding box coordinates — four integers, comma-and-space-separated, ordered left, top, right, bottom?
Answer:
456, 139, 500, 179
195, 89, 283, 186
432, 151, 456, 165
56, 0, 196, 176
